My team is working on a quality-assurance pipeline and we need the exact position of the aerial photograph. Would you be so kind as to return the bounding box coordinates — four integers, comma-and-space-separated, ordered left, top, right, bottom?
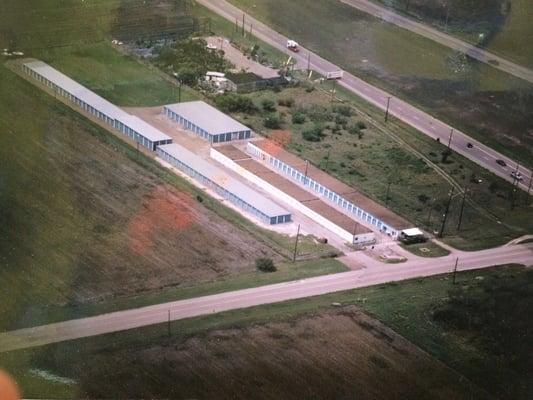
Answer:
0, 0, 532, 399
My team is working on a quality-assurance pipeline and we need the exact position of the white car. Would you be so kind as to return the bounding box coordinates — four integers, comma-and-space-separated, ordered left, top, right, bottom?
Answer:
510, 171, 523, 181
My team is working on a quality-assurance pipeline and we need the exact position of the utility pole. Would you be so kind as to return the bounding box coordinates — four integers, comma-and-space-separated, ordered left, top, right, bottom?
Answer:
235, 17, 238, 32
527, 174, 532, 205
167, 309, 171, 337
385, 182, 391, 206
178, 81, 181, 103
250, 23, 253, 37
510, 163, 520, 210
307, 52, 311, 74
457, 185, 468, 231
427, 200, 434, 226
384, 96, 391, 122
304, 160, 309, 186
330, 79, 337, 102
438, 187, 454, 238
324, 148, 331, 172
292, 224, 301, 262
447, 128, 454, 148
242, 13, 245, 36
452, 257, 459, 285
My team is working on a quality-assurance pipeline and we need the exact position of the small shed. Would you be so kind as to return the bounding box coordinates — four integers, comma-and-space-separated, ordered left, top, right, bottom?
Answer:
399, 228, 426, 243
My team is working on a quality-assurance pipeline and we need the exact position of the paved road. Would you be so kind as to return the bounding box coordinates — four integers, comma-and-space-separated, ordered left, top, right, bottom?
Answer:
340, 0, 533, 84
196, 0, 532, 192
1, 242, 531, 352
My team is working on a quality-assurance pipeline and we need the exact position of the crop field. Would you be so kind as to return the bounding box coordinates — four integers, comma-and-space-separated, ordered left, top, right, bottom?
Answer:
222, 85, 532, 250
227, 0, 533, 168
3, 265, 529, 399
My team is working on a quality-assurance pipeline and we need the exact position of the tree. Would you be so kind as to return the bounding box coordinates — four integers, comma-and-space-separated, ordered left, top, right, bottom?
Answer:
261, 98, 276, 112
441, 148, 452, 163
302, 124, 325, 142
256, 257, 276, 272
264, 114, 282, 129
291, 112, 306, 124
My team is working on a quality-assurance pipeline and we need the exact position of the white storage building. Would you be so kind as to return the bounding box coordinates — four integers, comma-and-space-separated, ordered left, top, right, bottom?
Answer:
157, 143, 291, 225
22, 60, 172, 151
164, 101, 251, 143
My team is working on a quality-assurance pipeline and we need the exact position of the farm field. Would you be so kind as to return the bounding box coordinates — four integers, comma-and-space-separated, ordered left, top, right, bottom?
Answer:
371, 0, 533, 69
220, 84, 532, 250
227, 0, 533, 168
2, 265, 529, 399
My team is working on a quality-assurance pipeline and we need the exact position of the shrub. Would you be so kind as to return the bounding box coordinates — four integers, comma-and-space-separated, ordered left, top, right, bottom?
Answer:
335, 114, 348, 126
263, 114, 282, 129
356, 121, 367, 129
278, 97, 294, 107
291, 112, 306, 124
417, 194, 430, 203
256, 257, 276, 272
196, 195, 204, 203
302, 124, 325, 142
261, 98, 276, 112
348, 125, 360, 136
214, 93, 257, 114
332, 105, 352, 117
441, 148, 453, 163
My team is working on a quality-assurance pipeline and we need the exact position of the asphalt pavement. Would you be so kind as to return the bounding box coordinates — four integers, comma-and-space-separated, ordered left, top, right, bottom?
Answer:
1, 242, 531, 353
196, 0, 532, 192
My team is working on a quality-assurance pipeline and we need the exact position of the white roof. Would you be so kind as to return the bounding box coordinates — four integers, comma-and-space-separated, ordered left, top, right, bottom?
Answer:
206, 71, 225, 77
164, 101, 250, 136
24, 60, 171, 143
401, 228, 424, 236
115, 114, 171, 142
24, 60, 127, 122
158, 143, 289, 218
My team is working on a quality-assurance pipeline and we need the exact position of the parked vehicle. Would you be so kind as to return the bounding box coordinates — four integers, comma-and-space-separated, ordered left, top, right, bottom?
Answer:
466, 142, 473, 148
286, 39, 299, 52
496, 159, 507, 167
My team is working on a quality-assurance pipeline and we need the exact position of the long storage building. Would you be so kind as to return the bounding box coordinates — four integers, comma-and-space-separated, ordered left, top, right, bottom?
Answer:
22, 60, 172, 151
157, 143, 291, 225
164, 101, 251, 143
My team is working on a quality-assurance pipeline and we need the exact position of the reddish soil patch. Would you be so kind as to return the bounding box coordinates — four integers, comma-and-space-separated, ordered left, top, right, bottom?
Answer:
128, 185, 197, 255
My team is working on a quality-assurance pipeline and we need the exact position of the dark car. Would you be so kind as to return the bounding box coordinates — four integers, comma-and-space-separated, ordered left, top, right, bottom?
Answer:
466, 142, 473, 148
496, 159, 507, 167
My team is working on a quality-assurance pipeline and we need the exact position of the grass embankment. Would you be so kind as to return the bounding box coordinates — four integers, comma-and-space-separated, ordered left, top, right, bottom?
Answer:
216, 84, 532, 250
2, 264, 530, 398
8, 258, 347, 329
227, 0, 533, 168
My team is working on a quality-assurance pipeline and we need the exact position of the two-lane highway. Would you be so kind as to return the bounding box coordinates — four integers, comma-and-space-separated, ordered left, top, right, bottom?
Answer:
1, 242, 531, 353
196, 0, 532, 192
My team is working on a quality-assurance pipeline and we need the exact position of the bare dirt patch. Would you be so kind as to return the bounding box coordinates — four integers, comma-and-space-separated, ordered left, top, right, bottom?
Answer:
74, 306, 482, 399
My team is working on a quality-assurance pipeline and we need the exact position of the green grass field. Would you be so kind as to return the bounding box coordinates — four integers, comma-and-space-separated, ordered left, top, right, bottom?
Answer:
400, 241, 451, 257
226, 0, 533, 168
2, 264, 530, 399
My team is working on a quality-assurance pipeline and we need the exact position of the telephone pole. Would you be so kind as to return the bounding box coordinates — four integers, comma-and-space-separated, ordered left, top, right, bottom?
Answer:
452, 257, 459, 285
292, 224, 301, 262
307, 52, 311, 73
242, 13, 245, 36
457, 185, 468, 231
167, 309, 171, 337
384, 96, 391, 122
438, 187, 454, 238
447, 128, 454, 148
527, 174, 532, 205
385, 182, 391, 206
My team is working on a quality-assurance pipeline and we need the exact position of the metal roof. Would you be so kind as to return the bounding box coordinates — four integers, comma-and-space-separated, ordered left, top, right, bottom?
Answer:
115, 114, 171, 142
24, 60, 127, 121
158, 144, 289, 218
24, 60, 171, 143
164, 101, 250, 136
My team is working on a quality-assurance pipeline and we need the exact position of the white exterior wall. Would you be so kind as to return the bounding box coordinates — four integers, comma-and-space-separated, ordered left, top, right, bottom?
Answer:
211, 148, 375, 244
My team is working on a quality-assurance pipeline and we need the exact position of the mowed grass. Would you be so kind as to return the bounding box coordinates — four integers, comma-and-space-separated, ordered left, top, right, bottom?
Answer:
35, 43, 198, 106
225, 85, 532, 250
400, 241, 451, 258
2, 264, 529, 399
227, 0, 533, 167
